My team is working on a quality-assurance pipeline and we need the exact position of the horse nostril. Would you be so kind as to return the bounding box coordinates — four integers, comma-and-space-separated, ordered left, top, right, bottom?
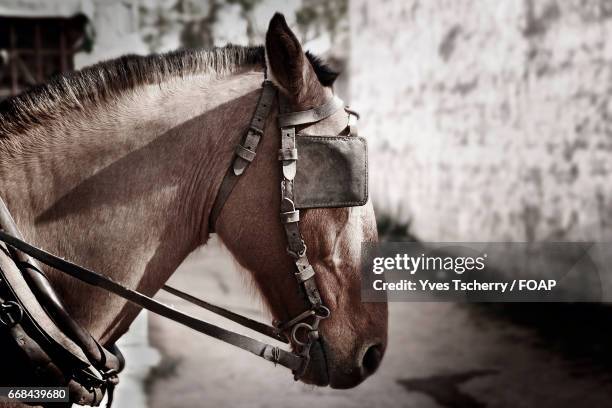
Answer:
361, 343, 383, 376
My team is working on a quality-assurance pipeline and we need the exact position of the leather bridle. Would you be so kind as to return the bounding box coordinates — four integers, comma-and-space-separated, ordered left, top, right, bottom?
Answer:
0, 78, 359, 381
209, 80, 354, 378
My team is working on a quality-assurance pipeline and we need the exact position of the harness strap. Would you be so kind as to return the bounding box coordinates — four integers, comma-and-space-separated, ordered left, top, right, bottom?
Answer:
0, 229, 304, 373
280, 127, 297, 180
161, 285, 287, 343
209, 81, 276, 231
346, 107, 360, 137
208, 171, 240, 232
277, 93, 326, 352
277, 95, 344, 127
0, 197, 122, 374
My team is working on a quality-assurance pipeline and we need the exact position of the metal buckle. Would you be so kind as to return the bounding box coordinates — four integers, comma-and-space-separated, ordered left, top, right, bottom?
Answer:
249, 124, 264, 136
274, 305, 330, 380
286, 243, 306, 259
0, 300, 23, 328
292, 306, 330, 380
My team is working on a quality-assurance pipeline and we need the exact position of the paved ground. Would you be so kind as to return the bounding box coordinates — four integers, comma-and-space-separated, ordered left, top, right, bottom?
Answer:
146, 239, 612, 407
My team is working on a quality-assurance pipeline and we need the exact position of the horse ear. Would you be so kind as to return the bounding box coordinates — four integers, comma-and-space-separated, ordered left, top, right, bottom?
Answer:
265, 13, 307, 98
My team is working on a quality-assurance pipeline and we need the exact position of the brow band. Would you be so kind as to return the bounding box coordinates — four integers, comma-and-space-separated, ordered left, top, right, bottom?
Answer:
277, 95, 344, 128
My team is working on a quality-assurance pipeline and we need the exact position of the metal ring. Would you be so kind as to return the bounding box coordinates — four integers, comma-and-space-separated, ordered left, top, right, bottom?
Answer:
291, 322, 314, 347
314, 305, 330, 319
275, 309, 315, 332
0, 301, 23, 328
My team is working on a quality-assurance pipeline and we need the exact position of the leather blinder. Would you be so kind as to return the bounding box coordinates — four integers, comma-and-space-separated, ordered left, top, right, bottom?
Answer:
293, 135, 368, 209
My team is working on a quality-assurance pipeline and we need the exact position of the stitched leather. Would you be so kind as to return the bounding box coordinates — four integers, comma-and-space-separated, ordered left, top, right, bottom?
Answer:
293, 135, 368, 209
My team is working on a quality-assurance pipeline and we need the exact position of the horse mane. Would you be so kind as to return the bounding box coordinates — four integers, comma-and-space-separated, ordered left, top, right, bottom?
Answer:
0, 44, 339, 139
0, 45, 265, 138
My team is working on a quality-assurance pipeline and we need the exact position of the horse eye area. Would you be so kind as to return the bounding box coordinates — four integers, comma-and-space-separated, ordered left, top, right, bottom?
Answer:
362, 343, 384, 376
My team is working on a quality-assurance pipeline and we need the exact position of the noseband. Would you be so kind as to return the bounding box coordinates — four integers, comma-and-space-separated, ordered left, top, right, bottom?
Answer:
0, 78, 362, 387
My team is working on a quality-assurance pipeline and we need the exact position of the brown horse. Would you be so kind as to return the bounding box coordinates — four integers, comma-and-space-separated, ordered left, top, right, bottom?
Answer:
0, 13, 387, 404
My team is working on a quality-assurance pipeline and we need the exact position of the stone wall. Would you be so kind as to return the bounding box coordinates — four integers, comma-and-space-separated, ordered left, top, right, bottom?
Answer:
350, 0, 612, 242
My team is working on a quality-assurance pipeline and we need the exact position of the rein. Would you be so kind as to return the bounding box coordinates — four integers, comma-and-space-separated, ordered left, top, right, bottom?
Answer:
0, 228, 303, 372
0, 78, 359, 385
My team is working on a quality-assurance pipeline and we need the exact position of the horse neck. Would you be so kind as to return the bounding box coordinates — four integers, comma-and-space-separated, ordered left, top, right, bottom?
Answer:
0, 67, 264, 343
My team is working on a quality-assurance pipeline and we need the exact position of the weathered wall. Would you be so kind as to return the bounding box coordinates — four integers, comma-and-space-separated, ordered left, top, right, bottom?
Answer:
75, 0, 148, 68
350, 0, 612, 242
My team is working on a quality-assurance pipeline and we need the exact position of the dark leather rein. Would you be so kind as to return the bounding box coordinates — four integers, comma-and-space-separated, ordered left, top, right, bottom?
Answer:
0, 79, 357, 380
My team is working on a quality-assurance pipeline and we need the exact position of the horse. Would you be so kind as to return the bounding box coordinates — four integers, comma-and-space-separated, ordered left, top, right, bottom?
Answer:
0, 13, 387, 406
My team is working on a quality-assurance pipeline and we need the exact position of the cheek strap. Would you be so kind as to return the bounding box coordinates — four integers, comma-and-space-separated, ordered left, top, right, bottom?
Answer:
207, 80, 349, 380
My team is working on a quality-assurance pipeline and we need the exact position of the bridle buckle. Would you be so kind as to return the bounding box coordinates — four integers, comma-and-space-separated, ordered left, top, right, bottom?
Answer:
286, 243, 306, 259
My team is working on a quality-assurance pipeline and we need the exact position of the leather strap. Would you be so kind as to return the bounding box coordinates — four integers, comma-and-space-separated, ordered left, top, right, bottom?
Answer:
280, 210, 299, 224
277, 148, 298, 161
275, 91, 329, 379
277, 95, 344, 127
209, 80, 276, 232
0, 229, 304, 373
161, 284, 287, 343
346, 107, 360, 137
278, 94, 324, 311
0, 197, 122, 374
280, 127, 297, 180
209, 169, 240, 232
233, 82, 276, 175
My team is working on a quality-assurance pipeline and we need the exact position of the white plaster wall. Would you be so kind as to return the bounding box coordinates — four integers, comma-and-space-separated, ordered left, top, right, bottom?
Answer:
350, 0, 612, 242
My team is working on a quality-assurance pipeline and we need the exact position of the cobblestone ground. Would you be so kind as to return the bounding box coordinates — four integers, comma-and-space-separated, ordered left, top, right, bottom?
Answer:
147, 240, 612, 408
